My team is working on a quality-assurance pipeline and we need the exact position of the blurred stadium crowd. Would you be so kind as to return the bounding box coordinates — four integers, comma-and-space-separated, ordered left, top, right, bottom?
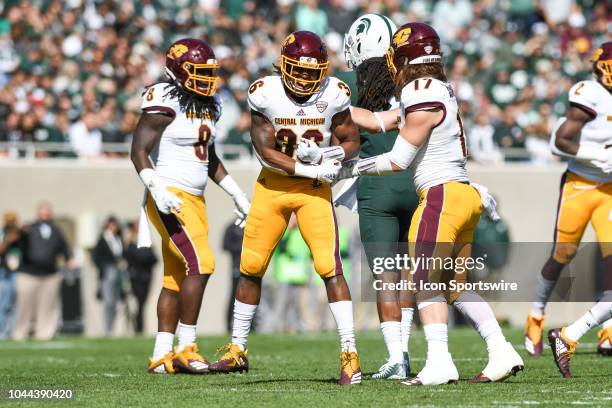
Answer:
0, 0, 608, 162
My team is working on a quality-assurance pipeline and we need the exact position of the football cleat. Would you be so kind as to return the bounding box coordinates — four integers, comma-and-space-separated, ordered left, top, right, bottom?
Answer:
548, 328, 577, 379
597, 327, 612, 356
524, 313, 545, 356
400, 353, 458, 386
148, 352, 176, 374
372, 361, 407, 380
339, 350, 362, 385
172, 343, 210, 374
208, 343, 249, 374
469, 342, 524, 383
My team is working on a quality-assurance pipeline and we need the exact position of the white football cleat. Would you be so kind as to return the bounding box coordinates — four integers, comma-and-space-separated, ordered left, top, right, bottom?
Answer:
372, 361, 407, 380
400, 353, 458, 386
470, 342, 524, 383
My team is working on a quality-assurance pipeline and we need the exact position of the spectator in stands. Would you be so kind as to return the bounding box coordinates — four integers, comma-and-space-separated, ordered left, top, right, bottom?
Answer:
0, 211, 22, 339
124, 221, 157, 334
469, 112, 504, 164
92, 216, 125, 336
0, 1, 600, 162
13, 202, 76, 340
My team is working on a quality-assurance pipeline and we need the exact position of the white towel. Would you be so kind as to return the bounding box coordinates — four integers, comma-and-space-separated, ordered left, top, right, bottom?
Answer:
471, 182, 500, 221
333, 177, 359, 213
137, 190, 153, 248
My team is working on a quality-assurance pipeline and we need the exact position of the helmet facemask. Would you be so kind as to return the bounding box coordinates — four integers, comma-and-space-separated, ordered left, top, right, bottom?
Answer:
281, 55, 329, 96
594, 59, 612, 89
182, 61, 220, 97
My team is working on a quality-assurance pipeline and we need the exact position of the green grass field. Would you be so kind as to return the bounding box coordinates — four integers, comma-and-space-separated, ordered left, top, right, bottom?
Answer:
0, 328, 610, 407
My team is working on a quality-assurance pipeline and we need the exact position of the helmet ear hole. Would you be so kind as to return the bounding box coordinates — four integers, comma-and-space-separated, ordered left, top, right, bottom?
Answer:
357, 43, 361, 54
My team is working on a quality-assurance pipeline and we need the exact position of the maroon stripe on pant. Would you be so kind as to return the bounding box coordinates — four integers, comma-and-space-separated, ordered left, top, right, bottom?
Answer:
331, 204, 344, 276
414, 185, 444, 285
551, 171, 569, 252
156, 208, 200, 276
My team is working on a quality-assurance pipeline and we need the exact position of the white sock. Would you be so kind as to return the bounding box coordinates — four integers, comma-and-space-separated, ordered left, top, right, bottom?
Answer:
400, 307, 414, 354
329, 300, 356, 352
531, 274, 557, 318
565, 292, 612, 342
176, 321, 197, 352
153, 331, 174, 360
603, 317, 612, 329
423, 323, 448, 360
454, 292, 506, 354
231, 300, 258, 351
380, 321, 403, 364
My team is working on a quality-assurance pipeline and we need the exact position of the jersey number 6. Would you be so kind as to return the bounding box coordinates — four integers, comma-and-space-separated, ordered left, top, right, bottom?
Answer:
194, 124, 211, 161
275, 128, 324, 157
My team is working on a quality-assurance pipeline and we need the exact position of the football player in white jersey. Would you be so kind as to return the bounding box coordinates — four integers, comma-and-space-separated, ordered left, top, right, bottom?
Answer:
520, 41, 612, 377
340, 22, 523, 385
208, 31, 363, 385
131, 38, 250, 374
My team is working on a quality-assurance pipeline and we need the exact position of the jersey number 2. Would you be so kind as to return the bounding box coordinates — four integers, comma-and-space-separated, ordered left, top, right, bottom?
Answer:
194, 124, 211, 161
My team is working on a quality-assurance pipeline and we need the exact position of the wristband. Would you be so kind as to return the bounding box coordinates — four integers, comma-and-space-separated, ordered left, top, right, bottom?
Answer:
374, 112, 386, 133
294, 162, 318, 179
138, 168, 156, 189
321, 146, 345, 162
218, 175, 244, 198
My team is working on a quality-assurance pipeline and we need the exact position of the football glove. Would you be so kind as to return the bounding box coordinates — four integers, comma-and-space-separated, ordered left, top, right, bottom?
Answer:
232, 193, 251, 228
219, 175, 251, 229
139, 169, 183, 215
297, 139, 322, 164
151, 185, 183, 215
294, 160, 342, 183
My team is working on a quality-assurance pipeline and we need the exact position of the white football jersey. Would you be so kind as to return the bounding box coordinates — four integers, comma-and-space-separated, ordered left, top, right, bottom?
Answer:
398, 77, 469, 194
566, 80, 612, 183
140, 83, 222, 196
247, 75, 351, 162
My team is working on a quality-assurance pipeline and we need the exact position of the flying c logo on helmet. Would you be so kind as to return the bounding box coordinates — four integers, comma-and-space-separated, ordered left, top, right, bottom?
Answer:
283, 34, 296, 47
392, 28, 412, 47
167, 44, 189, 60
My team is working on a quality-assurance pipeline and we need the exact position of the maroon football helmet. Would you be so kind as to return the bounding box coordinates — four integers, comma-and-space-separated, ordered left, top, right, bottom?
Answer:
385, 22, 441, 79
280, 31, 330, 96
165, 38, 219, 97
592, 41, 612, 90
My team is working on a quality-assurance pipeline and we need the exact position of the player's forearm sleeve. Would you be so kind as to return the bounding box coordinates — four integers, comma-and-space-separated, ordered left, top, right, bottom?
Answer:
320, 146, 345, 162
218, 175, 245, 198
354, 136, 418, 176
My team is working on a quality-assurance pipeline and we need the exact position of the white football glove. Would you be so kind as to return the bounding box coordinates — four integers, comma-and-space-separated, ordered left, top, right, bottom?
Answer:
232, 193, 251, 228
150, 182, 183, 215
296, 138, 322, 164
316, 160, 342, 183
138, 169, 183, 214
471, 182, 500, 221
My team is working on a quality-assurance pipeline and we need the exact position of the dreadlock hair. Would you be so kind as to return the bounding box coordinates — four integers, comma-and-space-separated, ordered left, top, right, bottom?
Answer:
159, 79, 221, 119
394, 62, 447, 98
355, 57, 395, 111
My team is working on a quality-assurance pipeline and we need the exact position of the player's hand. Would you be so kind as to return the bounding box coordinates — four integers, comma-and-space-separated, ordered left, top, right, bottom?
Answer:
296, 139, 322, 164
316, 160, 341, 183
232, 193, 251, 228
337, 160, 358, 181
150, 184, 183, 214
